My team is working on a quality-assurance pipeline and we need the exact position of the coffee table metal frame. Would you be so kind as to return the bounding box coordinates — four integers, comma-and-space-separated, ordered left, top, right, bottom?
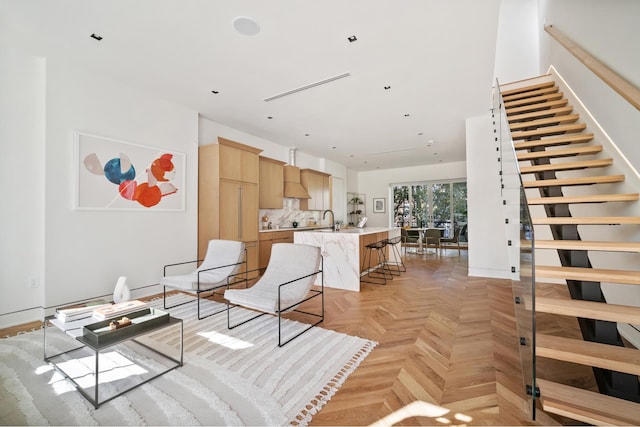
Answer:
43, 313, 183, 409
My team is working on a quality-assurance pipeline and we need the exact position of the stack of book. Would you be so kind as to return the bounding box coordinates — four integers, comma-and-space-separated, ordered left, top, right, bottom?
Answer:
55, 300, 111, 323
92, 300, 148, 320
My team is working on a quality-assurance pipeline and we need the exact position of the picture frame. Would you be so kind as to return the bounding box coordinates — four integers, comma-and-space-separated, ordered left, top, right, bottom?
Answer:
373, 197, 386, 213
75, 132, 185, 211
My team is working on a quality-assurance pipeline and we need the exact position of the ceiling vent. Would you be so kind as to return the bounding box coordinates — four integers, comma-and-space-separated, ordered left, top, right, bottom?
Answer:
264, 72, 351, 102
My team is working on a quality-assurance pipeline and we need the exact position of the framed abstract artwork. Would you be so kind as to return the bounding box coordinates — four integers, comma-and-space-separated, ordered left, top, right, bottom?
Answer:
75, 132, 185, 211
373, 197, 386, 213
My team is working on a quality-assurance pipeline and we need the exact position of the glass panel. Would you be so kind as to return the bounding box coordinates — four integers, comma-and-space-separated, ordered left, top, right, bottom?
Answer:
452, 182, 468, 242
411, 185, 429, 228
494, 79, 536, 420
392, 185, 410, 227
431, 183, 451, 234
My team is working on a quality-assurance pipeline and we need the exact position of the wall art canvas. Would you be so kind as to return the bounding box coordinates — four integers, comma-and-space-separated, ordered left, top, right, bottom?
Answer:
76, 132, 185, 211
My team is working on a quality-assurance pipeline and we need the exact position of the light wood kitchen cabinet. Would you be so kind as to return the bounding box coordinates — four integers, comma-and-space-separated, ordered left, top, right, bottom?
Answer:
198, 137, 262, 277
258, 230, 294, 270
259, 156, 285, 209
300, 169, 331, 211
219, 180, 258, 242
218, 137, 259, 183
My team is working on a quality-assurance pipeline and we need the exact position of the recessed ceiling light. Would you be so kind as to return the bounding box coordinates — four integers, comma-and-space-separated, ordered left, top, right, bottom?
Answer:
211, 90, 219, 94
233, 16, 260, 36
305, 133, 310, 136
350, 154, 354, 157
267, 116, 273, 119
347, 35, 357, 43
418, 132, 423, 136
332, 146, 336, 149
90, 33, 103, 41
404, 113, 410, 117
384, 86, 391, 90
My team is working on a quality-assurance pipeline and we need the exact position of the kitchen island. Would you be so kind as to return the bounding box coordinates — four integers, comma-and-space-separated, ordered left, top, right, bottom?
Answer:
294, 227, 401, 292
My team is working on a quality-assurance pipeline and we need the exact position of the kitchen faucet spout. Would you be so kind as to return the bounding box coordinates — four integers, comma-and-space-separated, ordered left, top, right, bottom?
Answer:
323, 209, 335, 230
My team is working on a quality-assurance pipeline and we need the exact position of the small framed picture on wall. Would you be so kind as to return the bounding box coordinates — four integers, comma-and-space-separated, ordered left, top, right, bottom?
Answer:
373, 197, 386, 213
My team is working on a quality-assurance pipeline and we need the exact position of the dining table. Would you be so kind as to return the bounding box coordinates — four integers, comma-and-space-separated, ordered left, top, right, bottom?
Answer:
409, 227, 446, 254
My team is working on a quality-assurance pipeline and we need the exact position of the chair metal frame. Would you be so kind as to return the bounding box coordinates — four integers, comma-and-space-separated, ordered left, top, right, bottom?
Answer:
226, 257, 324, 347
162, 248, 247, 320
383, 235, 406, 274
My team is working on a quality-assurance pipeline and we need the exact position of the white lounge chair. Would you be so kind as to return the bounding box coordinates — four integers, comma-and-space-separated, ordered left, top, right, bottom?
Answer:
161, 239, 245, 319
224, 243, 323, 347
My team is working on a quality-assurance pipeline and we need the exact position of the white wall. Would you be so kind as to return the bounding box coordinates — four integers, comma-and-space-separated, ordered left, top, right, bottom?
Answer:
465, 115, 511, 279
494, 0, 540, 84
0, 47, 46, 326
42, 59, 199, 310
538, 0, 640, 172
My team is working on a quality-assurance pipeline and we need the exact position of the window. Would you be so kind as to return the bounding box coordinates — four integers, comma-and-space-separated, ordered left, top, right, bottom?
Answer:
392, 180, 467, 241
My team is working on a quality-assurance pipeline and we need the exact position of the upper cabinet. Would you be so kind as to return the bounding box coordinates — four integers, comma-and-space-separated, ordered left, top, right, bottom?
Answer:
218, 137, 259, 183
259, 156, 285, 209
300, 169, 332, 211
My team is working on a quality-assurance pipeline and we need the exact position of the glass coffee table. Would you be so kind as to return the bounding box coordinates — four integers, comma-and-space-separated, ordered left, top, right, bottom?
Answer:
44, 307, 183, 409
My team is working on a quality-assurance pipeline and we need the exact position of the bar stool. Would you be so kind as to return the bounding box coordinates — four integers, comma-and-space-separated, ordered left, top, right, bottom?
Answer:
360, 239, 393, 285
383, 235, 405, 275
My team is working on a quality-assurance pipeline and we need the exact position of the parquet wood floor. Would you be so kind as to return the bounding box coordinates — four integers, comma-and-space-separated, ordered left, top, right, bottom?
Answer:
2, 251, 585, 425
308, 250, 559, 426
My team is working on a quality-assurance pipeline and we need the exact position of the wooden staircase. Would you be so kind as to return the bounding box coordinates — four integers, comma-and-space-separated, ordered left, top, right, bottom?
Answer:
501, 79, 640, 425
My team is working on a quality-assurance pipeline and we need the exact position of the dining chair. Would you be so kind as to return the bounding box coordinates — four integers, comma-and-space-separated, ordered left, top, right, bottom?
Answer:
400, 228, 420, 255
423, 228, 441, 255
440, 227, 461, 255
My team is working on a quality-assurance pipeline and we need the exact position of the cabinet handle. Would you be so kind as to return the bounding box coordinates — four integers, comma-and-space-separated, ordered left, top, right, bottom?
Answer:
238, 186, 243, 240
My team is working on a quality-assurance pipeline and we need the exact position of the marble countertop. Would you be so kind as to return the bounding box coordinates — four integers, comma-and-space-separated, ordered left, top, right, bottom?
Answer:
294, 226, 398, 236
259, 225, 330, 233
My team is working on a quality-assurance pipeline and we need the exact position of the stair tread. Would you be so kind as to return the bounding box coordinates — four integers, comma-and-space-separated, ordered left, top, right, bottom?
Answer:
504, 92, 564, 108
506, 99, 569, 116
511, 123, 587, 140
537, 265, 640, 285
509, 113, 580, 130
535, 239, 640, 252
523, 174, 624, 188
537, 334, 640, 375
514, 133, 594, 149
517, 145, 602, 160
520, 158, 613, 173
532, 216, 640, 225
528, 193, 639, 205
535, 296, 640, 323
500, 80, 555, 96
502, 86, 560, 102
537, 379, 640, 426
508, 106, 574, 123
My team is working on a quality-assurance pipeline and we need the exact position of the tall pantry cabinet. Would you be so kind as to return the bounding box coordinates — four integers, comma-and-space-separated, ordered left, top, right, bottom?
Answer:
198, 137, 262, 276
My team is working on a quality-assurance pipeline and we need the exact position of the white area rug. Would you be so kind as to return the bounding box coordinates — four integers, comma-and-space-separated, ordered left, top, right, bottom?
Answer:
0, 294, 376, 426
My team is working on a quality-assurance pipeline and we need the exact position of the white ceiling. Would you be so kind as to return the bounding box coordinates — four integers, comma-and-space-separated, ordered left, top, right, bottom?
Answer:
3, 0, 502, 171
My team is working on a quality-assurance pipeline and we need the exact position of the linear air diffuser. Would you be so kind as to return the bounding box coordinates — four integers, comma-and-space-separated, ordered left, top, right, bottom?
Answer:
264, 72, 351, 102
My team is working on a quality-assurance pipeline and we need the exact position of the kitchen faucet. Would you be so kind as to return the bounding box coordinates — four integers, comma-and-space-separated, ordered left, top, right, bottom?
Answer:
323, 209, 336, 231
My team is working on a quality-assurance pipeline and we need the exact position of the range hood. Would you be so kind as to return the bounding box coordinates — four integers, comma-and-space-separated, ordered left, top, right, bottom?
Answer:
283, 148, 311, 199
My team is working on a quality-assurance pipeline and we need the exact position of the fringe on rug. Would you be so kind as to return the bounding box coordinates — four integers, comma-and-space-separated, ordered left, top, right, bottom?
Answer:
290, 339, 378, 426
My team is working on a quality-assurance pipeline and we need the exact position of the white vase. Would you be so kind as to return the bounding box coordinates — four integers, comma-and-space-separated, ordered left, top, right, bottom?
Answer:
113, 276, 131, 303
